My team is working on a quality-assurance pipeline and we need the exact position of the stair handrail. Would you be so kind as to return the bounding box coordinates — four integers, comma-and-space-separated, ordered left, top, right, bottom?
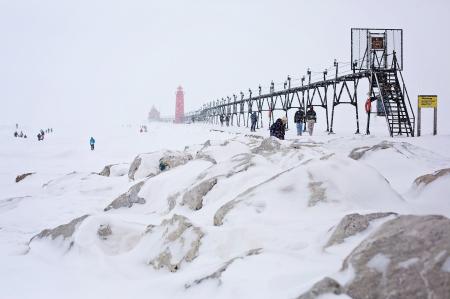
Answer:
373, 72, 393, 137
393, 51, 416, 135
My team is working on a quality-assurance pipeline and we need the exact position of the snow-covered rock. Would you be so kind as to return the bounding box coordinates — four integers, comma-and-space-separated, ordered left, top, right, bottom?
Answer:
325, 212, 396, 248
342, 215, 450, 299
295, 277, 343, 299
181, 177, 218, 210
104, 181, 146, 211
140, 214, 204, 272
128, 151, 193, 180
98, 163, 129, 177
185, 248, 262, 289
251, 137, 281, 154
29, 214, 89, 250
348, 140, 398, 160
97, 224, 112, 240
414, 168, 450, 187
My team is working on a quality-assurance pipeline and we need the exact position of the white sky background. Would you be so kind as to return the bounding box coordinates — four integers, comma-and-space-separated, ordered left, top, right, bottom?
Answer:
0, 0, 449, 131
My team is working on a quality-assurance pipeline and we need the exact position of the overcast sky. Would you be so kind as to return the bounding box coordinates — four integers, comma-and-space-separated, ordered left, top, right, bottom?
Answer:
0, 0, 449, 130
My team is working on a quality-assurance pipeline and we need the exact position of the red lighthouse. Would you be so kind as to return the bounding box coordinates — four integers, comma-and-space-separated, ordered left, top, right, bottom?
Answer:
175, 86, 185, 123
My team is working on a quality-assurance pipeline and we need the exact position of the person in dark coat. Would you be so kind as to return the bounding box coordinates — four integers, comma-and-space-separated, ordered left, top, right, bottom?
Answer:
225, 115, 230, 126
305, 106, 317, 136
250, 112, 258, 132
220, 115, 224, 126
270, 117, 287, 140
294, 108, 305, 136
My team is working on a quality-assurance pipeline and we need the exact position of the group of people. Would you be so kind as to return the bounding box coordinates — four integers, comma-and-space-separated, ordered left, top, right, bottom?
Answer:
269, 106, 317, 140
13, 131, 27, 138
13, 123, 27, 139
140, 125, 148, 133
215, 106, 317, 140
37, 128, 53, 141
219, 115, 230, 127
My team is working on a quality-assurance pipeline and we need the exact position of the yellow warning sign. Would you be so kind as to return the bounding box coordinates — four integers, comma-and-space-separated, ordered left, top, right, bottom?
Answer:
418, 95, 437, 108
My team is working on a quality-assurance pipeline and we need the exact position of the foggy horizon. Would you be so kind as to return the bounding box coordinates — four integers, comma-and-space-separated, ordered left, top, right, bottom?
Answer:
1, 0, 449, 131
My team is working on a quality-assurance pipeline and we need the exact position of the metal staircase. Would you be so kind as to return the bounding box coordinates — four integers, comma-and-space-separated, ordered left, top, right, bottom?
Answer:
371, 53, 415, 137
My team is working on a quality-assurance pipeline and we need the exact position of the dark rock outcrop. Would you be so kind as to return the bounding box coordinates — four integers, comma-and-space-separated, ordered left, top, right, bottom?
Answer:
15, 172, 35, 183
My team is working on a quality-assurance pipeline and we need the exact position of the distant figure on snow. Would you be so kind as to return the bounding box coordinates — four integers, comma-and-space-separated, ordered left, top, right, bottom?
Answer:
305, 106, 317, 136
220, 115, 224, 126
250, 112, 258, 132
90, 137, 95, 150
270, 117, 287, 140
19, 131, 23, 138
294, 107, 305, 136
225, 115, 230, 127
14, 131, 18, 137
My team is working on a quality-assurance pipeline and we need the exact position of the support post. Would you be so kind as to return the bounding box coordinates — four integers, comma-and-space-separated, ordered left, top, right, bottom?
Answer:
417, 106, 421, 137
329, 60, 338, 134
434, 107, 437, 135
353, 61, 360, 134
323, 70, 329, 132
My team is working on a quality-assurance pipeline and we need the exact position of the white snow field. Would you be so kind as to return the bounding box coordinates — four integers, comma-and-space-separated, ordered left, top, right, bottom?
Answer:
1, 122, 449, 299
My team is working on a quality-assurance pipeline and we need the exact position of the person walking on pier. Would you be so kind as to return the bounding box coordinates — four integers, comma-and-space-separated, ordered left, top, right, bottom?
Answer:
250, 112, 258, 132
270, 117, 287, 140
220, 115, 224, 126
294, 108, 305, 136
306, 106, 317, 136
225, 115, 230, 127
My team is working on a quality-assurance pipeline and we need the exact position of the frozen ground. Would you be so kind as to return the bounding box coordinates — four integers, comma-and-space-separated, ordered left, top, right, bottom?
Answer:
0, 121, 449, 299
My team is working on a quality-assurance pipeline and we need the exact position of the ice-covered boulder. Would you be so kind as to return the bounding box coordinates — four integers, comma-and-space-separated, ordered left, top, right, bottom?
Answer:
325, 212, 396, 248
295, 277, 343, 299
251, 137, 281, 155
104, 181, 146, 211
98, 163, 129, 177
142, 214, 204, 272
128, 151, 193, 180
194, 151, 217, 164
185, 248, 262, 289
348, 141, 396, 160
97, 224, 112, 240
414, 168, 450, 187
342, 215, 450, 299
29, 214, 89, 250
181, 178, 218, 210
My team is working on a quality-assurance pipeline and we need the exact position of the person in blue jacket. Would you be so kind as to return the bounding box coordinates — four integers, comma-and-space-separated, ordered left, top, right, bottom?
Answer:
90, 137, 95, 150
